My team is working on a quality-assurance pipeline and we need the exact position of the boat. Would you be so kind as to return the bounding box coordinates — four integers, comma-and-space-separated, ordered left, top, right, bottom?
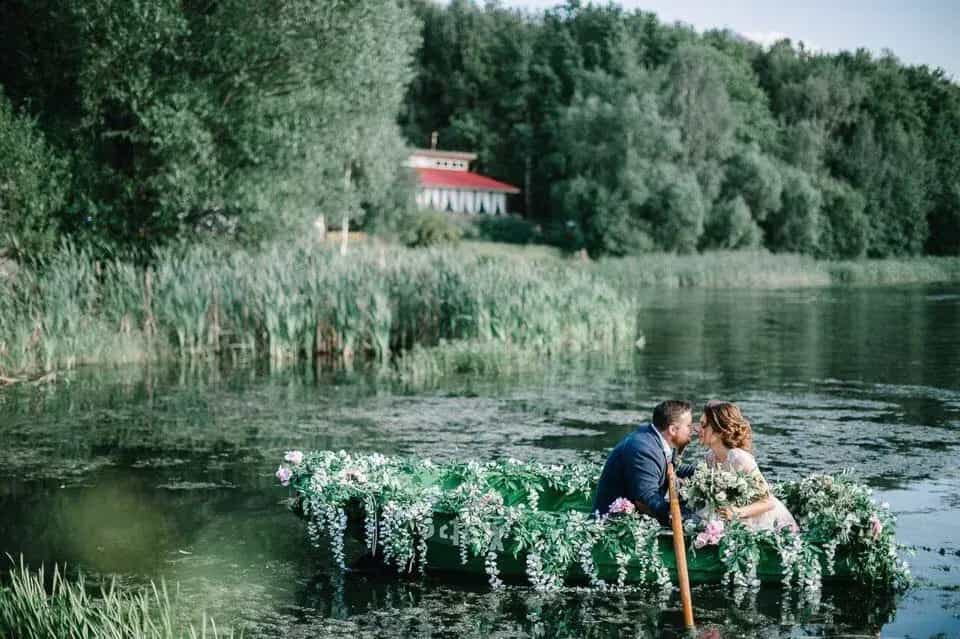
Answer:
279, 451, 909, 591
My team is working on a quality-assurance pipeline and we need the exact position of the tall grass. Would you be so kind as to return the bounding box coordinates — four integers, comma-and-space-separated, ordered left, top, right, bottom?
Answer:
592, 251, 833, 288
2, 242, 959, 379
0, 558, 236, 638
826, 256, 960, 284
0, 242, 635, 378
593, 251, 960, 290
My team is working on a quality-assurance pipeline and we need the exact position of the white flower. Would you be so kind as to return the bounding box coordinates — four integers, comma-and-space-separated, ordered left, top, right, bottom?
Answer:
338, 467, 368, 484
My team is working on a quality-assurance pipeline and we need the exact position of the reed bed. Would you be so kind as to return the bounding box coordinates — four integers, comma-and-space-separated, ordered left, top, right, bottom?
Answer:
0, 243, 635, 378
3, 242, 958, 379
0, 558, 235, 639
826, 256, 960, 284
592, 250, 960, 290
592, 251, 834, 289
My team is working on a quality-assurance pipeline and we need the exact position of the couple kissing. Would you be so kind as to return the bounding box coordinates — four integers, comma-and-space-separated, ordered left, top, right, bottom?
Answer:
593, 400, 797, 532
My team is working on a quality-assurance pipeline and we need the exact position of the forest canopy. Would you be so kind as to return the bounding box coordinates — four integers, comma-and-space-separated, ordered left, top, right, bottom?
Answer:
2, 0, 958, 260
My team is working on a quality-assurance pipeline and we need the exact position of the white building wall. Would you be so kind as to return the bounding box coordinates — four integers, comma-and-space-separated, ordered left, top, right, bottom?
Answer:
493, 193, 505, 215
416, 187, 510, 214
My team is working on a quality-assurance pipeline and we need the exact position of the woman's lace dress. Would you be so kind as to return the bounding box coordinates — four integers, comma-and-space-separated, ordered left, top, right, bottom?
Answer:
706, 448, 798, 532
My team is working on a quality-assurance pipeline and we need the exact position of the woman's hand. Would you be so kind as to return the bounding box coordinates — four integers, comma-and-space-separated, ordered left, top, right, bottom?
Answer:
718, 506, 738, 521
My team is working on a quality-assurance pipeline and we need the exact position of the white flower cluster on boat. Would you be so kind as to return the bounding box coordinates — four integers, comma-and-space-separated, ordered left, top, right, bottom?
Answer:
278, 450, 911, 594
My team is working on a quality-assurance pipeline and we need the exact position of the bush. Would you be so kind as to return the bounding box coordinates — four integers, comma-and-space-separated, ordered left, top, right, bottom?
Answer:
0, 90, 68, 259
402, 210, 463, 247
469, 215, 542, 244
542, 219, 587, 252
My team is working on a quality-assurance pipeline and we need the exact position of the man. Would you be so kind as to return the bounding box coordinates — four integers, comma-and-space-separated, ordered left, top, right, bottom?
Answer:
593, 400, 697, 525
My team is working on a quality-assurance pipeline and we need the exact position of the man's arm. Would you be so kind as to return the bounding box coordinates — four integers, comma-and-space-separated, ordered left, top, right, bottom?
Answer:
625, 444, 671, 526
676, 461, 696, 479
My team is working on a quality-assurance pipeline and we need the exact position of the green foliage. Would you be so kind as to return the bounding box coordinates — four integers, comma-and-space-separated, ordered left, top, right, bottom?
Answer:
281, 450, 910, 591
817, 176, 868, 259
0, 0, 419, 254
0, 558, 237, 638
703, 197, 763, 250
402, 211, 463, 247
4, 0, 959, 259
764, 165, 822, 253
3, 242, 960, 377
468, 215, 543, 245
0, 242, 634, 377
549, 68, 704, 255
776, 473, 910, 587
0, 90, 68, 259
403, 2, 960, 258
721, 147, 783, 223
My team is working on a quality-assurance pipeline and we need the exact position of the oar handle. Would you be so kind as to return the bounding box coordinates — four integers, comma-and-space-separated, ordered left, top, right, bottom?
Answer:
668, 462, 695, 630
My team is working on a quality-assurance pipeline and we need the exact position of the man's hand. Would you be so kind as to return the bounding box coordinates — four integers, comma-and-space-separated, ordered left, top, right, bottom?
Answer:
632, 500, 655, 517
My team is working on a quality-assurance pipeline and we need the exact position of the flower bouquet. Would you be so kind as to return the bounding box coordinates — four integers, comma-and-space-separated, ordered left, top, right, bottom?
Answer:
679, 462, 769, 514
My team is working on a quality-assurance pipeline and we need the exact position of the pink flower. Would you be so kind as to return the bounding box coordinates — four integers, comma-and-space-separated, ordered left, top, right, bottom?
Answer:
870, 515, 883, 539
284, 450, 304, 465
276, 465, 292, 486
695, 519, 725, 548
608, 498, 636, 515
705, 519, 725, 538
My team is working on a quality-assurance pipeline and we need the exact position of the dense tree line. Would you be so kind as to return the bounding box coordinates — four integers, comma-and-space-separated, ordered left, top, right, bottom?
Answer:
401, 1, 960, 257
2, 0, 958, 260
1, 0, 418, 259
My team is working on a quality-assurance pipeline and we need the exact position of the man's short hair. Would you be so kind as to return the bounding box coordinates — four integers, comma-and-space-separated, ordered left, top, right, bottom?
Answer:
652, 400, 692, 431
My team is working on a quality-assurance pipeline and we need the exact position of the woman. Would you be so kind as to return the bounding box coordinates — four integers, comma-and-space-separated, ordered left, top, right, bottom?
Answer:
697, 401, 798, 532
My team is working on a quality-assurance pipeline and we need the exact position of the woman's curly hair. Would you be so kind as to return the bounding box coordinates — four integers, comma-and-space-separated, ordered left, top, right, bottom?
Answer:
703, 401, 753, 452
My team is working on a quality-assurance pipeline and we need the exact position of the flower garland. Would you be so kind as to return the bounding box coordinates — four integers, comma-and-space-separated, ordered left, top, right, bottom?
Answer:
277, 450, 910, 594
775, 472, 910, 589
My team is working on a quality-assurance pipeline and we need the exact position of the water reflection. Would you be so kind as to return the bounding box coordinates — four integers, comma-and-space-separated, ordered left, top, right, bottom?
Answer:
241, 572, 895, 638
1, 284, 959, 637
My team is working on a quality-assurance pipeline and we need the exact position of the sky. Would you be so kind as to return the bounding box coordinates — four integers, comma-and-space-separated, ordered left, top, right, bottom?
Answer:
499, 1, 960, 80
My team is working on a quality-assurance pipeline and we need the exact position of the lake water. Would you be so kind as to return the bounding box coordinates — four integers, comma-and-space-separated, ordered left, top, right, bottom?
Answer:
2, 284, 959, 637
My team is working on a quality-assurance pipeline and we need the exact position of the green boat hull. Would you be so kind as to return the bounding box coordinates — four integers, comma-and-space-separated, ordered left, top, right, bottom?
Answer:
343, 511, 853, 586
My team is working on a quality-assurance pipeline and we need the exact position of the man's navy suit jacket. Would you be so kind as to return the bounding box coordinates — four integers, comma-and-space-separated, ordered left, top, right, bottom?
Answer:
592, 423, 695, 525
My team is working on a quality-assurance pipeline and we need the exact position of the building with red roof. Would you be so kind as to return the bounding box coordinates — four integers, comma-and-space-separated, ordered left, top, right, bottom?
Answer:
408, 148, 520, 215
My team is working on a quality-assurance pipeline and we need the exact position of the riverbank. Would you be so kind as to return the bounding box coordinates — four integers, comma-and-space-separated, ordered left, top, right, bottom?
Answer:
591, 250, 960, 289
2, 241, 959, 379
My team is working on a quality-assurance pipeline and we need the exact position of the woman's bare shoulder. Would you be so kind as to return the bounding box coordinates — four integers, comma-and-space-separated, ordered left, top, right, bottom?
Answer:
728, 448, 758, 471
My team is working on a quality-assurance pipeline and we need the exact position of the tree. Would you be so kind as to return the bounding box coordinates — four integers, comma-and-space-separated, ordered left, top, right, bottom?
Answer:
0, 0, 420, 255
0, 89, 68, 258
551, 67, 704, 255
764, 165, 821, 253
704, 196, 762, 249
817, 176, 868, 258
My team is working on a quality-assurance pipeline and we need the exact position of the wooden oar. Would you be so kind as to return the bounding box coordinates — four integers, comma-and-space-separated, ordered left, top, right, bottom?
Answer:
667, 462, 695, 630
